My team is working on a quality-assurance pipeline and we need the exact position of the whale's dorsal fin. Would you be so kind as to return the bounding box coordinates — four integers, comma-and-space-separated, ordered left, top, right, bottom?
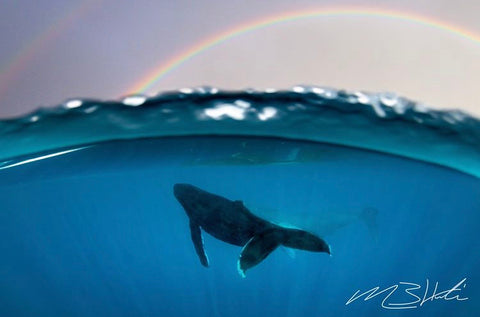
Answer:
234, 200, 244, 207
189, 220, 209, 267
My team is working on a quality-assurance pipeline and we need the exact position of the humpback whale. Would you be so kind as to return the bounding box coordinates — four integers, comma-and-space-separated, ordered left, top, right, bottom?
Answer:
173, 183, 330, 277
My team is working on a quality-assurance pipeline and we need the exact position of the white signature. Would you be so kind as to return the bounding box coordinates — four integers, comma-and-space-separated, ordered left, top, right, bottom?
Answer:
345, 278, 468, 310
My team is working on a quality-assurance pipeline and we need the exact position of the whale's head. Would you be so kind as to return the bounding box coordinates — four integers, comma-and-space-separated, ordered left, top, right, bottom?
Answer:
173, 183, 198, 205
173, 183, 208, 217
174, 183, 191, 199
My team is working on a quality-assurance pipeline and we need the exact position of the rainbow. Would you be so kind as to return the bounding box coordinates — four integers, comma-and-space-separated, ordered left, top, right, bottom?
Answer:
128, 7, 480, 95
0, 0, 103, 99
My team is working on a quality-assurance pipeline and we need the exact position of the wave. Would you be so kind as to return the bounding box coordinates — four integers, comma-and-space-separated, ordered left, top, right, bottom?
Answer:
1, 86, 479, 178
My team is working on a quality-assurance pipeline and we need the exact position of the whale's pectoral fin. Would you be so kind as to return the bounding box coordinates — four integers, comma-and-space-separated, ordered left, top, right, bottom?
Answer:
189, 220, 209, 267
237, 228, 283, 277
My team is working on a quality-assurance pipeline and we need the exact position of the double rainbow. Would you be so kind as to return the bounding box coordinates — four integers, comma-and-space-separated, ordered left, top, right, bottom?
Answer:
1, 6, 479, 100
128, 7, 480, 95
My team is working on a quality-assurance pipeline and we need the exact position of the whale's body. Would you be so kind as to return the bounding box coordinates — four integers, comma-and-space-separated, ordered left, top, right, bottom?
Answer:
173, 183, 330, 276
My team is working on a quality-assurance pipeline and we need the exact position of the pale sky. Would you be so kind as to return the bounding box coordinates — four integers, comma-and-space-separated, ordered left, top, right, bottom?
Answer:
0, 0, 479, 118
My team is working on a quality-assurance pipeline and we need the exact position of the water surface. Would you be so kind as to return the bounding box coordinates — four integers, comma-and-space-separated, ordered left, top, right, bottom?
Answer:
0, 87, 478, 316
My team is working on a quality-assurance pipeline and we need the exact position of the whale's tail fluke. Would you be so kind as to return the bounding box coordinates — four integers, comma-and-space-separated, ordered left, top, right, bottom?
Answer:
237, 227, 330, 277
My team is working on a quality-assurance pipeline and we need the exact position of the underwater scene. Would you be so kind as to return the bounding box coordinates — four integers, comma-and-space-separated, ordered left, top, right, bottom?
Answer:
0, 87, 479, 316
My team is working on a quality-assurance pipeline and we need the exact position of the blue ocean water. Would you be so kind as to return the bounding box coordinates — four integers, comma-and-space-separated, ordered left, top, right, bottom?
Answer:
0, 87, 479, 316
